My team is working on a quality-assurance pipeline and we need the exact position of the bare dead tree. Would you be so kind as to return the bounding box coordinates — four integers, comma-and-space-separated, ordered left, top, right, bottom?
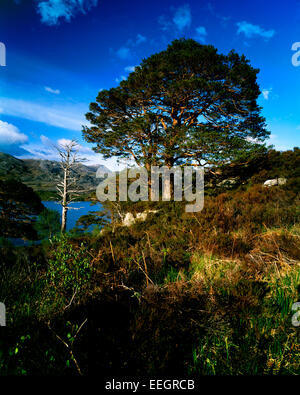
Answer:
55, 140, 85, 233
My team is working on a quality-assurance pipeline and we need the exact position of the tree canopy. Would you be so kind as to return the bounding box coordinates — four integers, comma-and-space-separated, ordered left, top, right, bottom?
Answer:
0, 179, 44, 239
83, 39, 269, 170
75, 212, 108, 232
35, 208, 61, 240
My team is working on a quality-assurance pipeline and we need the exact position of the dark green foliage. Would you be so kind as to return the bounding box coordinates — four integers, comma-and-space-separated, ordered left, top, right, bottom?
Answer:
47, 233, 92, 298
84, 39, 269, 170
35, 190, 59, 201
249, 147, 300, 191
206, 147, 300, 195
75, 211, 108, 232
35, 209, 61, 239
0, 152, 28, 181
0, 179, 44, 239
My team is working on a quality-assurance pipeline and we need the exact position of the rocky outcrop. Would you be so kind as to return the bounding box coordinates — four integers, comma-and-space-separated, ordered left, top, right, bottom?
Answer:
122, 210, 158, 227
263, 178, 287, 187
217, 178, 238, 187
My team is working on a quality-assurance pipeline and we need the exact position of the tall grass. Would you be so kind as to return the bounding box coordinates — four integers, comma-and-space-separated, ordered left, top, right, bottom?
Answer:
186, 249, 300, 375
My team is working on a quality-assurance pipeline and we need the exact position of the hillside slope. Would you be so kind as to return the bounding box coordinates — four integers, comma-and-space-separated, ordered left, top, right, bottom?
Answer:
0, 152, 110, 198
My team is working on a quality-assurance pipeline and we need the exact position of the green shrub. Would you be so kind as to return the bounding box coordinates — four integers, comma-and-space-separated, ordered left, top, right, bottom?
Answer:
47, 234, 92, 297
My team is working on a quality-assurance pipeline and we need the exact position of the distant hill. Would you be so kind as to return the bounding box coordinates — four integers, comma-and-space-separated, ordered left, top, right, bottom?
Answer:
0, 152, 111, 199
0, 152, 28, 178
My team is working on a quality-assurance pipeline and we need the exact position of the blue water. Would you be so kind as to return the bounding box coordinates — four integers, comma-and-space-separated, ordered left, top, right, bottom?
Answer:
6, 201, 104, 246
42, 201, 103, 231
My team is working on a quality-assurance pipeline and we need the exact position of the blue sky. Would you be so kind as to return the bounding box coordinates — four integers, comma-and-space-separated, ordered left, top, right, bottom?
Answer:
0, 0, 299, 170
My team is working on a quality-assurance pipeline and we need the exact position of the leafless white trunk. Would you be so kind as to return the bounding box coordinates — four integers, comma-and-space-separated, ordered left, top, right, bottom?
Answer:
61, 166, 68, 232
54, 140, 84, 233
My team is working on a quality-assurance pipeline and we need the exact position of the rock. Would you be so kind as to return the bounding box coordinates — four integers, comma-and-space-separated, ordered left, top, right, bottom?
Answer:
217, 178, 238, 187
136, 212, 148, 221
122, 210, 158, 227
263, 178, 287, 187
122, 212, 136, 227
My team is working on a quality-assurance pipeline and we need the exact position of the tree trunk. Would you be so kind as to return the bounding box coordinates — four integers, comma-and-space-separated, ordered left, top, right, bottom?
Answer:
145, 162, 152, 200
61, 205, 67, 233
162, 160, 174, 201
61, 168, 68, 233
162, 176, 171, 200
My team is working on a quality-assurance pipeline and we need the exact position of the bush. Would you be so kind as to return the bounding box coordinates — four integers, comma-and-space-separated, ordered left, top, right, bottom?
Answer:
47, 234, 92, 297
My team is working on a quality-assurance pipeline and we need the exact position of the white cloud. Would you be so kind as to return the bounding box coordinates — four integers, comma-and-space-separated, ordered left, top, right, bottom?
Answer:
115, 34, 147, 60
20, 137, 83, 161
124, 66, 136, 73
40, 134, 52, 145
194, 26, 207, 43
236, 21, 275, 40
116, 47, 131, 60
115, 75, 126, 83
262, 89, 271, 100
246, 136, 261, 144
36, 0, 98, 26
262, 88, 274, 100
135, 34, 147, 45
173, 4, 191, 31
56, 138, 93, 153
126, 34, 147, 47
207, 2, 230, 26
57, 138, 74, 147
158, 15, 172, 31
269, 134, 277, 140
0, 97, 87, 131
159, 4, 192, 32
19, 134, 125, 170
0, 120, 28, 145
20, 142, 56, 159
45, 86, 60, 94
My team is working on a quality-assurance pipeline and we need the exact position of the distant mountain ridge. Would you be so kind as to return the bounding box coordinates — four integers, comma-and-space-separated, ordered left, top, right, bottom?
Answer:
0, 152, 111, 197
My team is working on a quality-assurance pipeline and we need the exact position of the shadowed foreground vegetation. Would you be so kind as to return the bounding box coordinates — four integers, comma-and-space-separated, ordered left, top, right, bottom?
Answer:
0, 179, 299, 375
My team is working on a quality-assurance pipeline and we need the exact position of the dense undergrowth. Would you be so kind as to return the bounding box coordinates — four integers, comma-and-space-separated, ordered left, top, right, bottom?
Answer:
0, 181, 299, 375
